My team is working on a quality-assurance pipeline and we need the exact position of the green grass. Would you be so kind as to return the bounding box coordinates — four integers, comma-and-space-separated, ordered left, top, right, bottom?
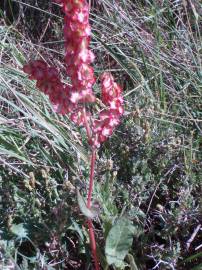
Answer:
0, 0, 202, 269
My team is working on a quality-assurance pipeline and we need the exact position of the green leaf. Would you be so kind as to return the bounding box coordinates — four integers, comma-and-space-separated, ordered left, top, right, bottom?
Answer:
0, 134, 31, 164
105, 217, 135, 267
77, 189, 99, 219
192, 264, 202, 270
182, 252, 202, 263
127, 254, 139, 270
10, 223, 28, 239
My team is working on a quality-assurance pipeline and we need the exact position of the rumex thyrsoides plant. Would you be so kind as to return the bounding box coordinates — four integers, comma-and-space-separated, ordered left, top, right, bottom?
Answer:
23, 0, 124, 269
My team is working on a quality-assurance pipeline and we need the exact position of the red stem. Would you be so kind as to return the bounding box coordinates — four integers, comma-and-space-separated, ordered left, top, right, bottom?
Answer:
87, 219, 100, 270
87, 149, 96, 208
83, 109, 100, 270
83, 107, 91, 142
87, 150, 100, 270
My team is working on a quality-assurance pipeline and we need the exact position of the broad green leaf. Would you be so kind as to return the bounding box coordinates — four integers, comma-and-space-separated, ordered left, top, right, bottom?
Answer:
105, 217, 135, 267
77, 189, 99, 219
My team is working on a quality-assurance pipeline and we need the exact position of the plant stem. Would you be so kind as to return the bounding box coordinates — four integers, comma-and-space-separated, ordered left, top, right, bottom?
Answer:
87, 149, 100, 269
87, 219, 100, 270
83, 106, 91, 142
87, 149, 96, 208
83, 108, 100, 269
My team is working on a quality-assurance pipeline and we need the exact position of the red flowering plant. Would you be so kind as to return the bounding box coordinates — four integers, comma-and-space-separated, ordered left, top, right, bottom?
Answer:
23, 0, 124, 269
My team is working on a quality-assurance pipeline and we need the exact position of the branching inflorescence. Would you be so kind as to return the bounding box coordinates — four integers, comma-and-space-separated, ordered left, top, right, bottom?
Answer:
23, 0, 124, 269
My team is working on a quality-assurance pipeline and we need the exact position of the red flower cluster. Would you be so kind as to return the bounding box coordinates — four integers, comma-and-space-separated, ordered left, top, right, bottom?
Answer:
23, 60, 75, 115
62, 0, 96, 104
91, 73, 124, 148
23, 0, 124, 148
